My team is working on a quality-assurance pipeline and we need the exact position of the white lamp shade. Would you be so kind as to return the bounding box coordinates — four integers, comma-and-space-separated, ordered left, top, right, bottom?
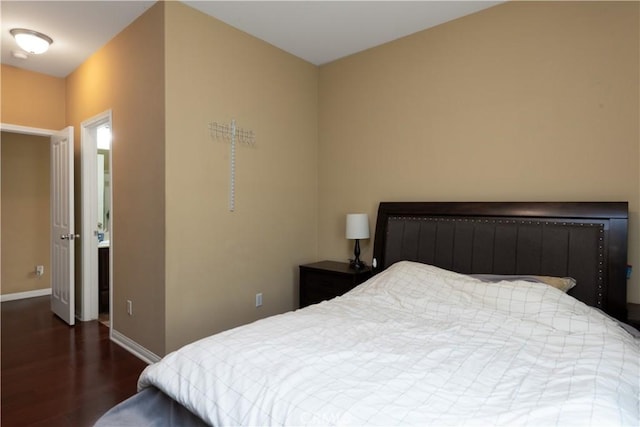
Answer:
346, 213, 370, 239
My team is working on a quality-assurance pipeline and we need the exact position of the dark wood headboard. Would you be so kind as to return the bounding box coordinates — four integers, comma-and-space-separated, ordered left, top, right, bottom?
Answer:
372, 202, 629, 321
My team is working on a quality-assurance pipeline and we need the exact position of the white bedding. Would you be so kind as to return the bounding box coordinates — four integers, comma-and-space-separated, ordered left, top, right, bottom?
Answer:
138, 261, 640, 426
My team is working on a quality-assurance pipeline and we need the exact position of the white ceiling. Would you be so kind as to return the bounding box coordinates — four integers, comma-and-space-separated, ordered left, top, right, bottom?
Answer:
184, 1, 501, 66
1, 1, 501, 78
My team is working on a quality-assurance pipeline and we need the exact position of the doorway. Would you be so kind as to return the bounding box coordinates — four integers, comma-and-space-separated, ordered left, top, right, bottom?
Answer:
0, 123, 76, 324
0, 130, 51, 302
81, 110, 113, 325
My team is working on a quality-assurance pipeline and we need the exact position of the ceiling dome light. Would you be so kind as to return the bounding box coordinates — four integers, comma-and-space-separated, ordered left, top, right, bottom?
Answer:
10, 28, 53, 54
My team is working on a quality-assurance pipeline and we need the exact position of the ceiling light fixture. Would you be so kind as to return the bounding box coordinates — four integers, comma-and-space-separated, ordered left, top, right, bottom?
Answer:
10, 28, 53, 54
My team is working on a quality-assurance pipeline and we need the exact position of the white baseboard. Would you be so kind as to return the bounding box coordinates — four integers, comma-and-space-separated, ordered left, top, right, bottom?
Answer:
1, 288, 52, 302
110, 328, 161, 365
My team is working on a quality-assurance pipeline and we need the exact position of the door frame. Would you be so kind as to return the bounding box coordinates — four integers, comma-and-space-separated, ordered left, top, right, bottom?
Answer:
1, 123, 54, 137
80, 110, 113, 322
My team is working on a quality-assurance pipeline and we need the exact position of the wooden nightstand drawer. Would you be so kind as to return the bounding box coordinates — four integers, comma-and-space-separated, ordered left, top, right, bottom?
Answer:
299, 261, 372, 308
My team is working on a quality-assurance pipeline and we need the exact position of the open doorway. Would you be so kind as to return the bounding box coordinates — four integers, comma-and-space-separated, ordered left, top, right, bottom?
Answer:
1, 131, 52, 302
1, 123, 76, 325
81, 111, 112, 326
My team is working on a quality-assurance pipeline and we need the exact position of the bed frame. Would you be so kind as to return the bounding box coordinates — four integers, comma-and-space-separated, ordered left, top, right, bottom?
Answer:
95, 201, 630, 426
372, 202, 629, 322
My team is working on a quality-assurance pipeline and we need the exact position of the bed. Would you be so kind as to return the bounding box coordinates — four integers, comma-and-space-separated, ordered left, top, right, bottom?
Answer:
95, 201, 639, 426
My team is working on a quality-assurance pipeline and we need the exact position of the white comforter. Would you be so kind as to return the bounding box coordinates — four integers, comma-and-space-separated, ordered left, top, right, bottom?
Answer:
138, 261, 640, 426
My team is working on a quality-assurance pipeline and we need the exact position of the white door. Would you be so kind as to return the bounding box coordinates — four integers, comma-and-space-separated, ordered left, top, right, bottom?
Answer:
51, 126, 75, 325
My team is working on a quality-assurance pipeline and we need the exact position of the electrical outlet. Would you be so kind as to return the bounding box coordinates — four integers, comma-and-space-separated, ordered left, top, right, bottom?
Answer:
255, 293, 263, 307
35, 265, 44, 276
127, 300, 133, 316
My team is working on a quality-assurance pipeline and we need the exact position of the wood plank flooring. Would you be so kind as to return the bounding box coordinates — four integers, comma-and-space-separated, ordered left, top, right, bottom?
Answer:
1, 296, 148, 426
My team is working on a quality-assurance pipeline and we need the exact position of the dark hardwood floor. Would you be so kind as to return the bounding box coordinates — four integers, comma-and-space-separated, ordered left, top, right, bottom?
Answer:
1, 296, 148, 426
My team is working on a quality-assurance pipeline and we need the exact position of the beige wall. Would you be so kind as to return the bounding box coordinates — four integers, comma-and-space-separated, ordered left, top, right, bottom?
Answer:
1, 132, 51, 295
66, 3, 166, 355
0, 65, 66, 130
164, 2, 318, 352
318, 1, 640, 302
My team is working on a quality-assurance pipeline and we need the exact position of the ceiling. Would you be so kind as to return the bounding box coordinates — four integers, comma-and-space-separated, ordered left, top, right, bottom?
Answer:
1, 1, 501, 78
1, 1, 156, 78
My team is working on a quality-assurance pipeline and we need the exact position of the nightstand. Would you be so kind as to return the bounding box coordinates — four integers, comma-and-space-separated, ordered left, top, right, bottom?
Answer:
628, 303, 640, 330
299, 261, 372, 308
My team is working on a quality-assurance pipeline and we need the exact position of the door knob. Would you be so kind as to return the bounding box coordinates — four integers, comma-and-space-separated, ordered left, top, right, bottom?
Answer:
60, 233, 80, 240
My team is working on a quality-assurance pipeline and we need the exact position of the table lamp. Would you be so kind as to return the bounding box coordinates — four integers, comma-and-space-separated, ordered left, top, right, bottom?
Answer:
346, 213, 370, 269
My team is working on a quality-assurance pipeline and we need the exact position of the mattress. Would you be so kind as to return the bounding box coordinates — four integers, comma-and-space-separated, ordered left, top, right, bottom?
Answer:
125, 261, 640, 426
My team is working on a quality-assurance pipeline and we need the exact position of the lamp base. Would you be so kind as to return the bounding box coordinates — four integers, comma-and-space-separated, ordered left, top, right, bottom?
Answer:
349, 259, 367, 270
350, 238, 366, 270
